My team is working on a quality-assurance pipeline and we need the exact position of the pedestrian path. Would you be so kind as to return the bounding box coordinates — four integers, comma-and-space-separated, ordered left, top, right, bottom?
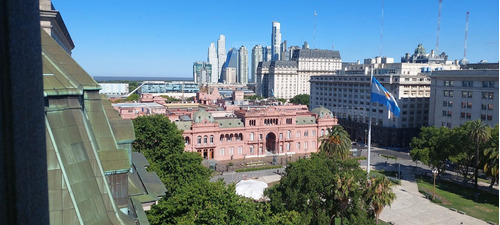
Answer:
380, 166, 489, 225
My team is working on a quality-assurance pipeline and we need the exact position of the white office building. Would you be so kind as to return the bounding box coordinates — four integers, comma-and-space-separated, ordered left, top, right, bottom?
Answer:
238, 46, 249, 84
429, 65, 499, 128
256, 48, 342, 99
251, 45, 264, 83
271, 21, 281, 61
309, 56, 460, 147
208, 42, 218, 83
217, 34, 226, 81
99, 83, 129, 96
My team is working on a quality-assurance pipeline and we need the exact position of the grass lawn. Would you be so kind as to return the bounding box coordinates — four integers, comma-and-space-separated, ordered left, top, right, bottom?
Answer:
235, 165, 283, 173
416, 175, 499, 224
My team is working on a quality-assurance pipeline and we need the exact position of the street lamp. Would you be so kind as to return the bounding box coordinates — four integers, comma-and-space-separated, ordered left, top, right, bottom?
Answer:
432, 169, 438, 200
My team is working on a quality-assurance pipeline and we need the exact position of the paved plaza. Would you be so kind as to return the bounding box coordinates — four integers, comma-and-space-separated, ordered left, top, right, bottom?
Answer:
211, 147, 498, 224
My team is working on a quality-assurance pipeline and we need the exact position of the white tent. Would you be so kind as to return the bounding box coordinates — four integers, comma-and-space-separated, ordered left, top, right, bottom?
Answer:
235, 179, 268, 200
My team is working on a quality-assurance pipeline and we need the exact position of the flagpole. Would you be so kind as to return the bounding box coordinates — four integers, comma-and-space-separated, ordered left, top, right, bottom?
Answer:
367, 72, 374, 175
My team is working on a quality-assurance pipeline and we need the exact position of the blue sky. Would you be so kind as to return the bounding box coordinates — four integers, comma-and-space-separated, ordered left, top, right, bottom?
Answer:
54, 0, 499, 78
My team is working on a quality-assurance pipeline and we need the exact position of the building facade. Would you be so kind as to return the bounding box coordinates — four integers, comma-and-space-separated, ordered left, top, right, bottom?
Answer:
238, 45, 249, 84
271, 21, 281, 61
99, 83, 129, 96
140, 81, 199, 94
429, 68, 499, 128
309, 57, 460, 147
256, 48, 342, 99
256, 61, 298, 99
177, 106, 337, 161
251, 45, 264, 84
217, 34, 226, 80
193, 61, 213, 85
208, 42, 219, 83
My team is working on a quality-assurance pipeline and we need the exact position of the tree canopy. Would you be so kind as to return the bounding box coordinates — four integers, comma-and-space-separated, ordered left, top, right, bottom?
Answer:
319, 126, 352, 160
289, 94, 310, 107
410, 121, 496, 184
266, 154, 392, 225
133, 115, 211, 193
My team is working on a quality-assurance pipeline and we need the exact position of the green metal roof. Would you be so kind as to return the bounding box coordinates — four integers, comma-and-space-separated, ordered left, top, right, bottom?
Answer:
42, 30, 100, 93
217, 118, 244, 128
43, 29, 135, 225
296, 116, 317, 125
175, 121, 193, 130
311, 106, 333, 119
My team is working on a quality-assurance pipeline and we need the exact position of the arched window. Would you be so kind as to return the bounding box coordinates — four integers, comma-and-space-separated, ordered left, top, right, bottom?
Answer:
321, 129, 324, 136
220, 148, 225, 156
239, 133, 243, 141
203, 135, 208, 144
185, 137, 190, 145
229, 134, 233, 142
220, 134, 224, 142
297, 142, 300, 150
225, 134, 230, 142
286, 143, 290, 151
296, 131, 301, 138
250, 132, 254, 141
235, 133, 240, 141
312, 141, 316, 148
304, 142, 308, 150
312, 130, 316, 136
250, 145, 254, 154
287, 130, 291, 138
210, 135, 214, 144
197, 136, 202, 144
304, 131, 308, 137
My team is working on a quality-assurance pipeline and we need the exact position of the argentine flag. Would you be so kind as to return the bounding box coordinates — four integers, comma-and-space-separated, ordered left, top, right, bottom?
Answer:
371, 77, 400, 117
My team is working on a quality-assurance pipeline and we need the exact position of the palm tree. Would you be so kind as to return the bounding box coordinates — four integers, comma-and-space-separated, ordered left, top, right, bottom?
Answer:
319, 126, 351, 160
483, 125, 499, 188
366, 176, 396, 225
466, 120, 491, 195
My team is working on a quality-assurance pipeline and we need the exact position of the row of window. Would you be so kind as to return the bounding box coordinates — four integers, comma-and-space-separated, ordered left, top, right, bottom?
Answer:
443, 90, 495, 99
443, 80, 495, 88
186, 133, 246, 145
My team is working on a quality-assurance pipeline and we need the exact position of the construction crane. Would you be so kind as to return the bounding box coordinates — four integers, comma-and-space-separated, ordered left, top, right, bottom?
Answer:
435, 0, 442, 54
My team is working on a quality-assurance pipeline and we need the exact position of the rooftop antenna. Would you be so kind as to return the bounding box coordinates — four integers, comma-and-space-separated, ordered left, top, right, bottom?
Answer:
379, 0, 384, 57
314, 11, 317, 49
463, 11, 470, 60
436, 0, 442, 54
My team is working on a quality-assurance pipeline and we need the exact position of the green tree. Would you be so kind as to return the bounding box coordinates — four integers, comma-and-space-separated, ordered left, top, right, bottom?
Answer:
448, 124, 476, 183
276, 98, 287, 104
133, 115, 211, 193
483, 125, 499, 188
266, 154, 373, 225
465, 120, 491, 193
410, 126, 453, 174
289, 94, 310, 107
147, 179, 300, 225
365, 176, 396, 225
319, 126, 351, 160
126, 93, 140, 102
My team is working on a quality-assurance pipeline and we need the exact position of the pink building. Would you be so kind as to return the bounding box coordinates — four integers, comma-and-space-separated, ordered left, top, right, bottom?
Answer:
176, 105, 337, 161
113, 102, 167, 119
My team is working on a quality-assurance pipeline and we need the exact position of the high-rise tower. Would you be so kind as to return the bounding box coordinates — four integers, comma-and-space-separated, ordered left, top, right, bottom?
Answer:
217, 34, 226, 80
251, 45, 264, 83
238, 46, 249, 84
271, 21, 281, 61
208, 42, 218, 83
